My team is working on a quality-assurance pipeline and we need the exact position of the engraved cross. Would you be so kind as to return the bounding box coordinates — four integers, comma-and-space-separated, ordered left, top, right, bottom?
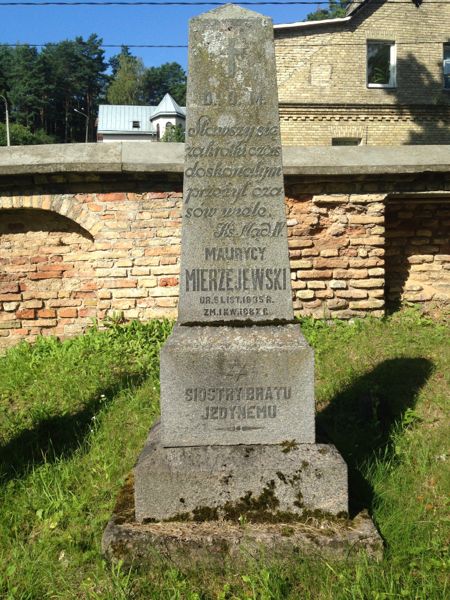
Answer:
222, 359, 248, 381
227, 39, 246, 77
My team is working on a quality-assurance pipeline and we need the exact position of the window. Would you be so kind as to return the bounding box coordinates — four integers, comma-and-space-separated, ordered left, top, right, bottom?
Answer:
132, 120, 140, 129
367, 41, 396, 88
332, 138, 362, 146
444, 44, 450, 89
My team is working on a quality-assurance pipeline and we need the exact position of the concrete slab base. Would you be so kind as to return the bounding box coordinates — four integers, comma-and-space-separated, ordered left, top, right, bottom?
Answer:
102, 475, 383, 566
134, 422, 348, 522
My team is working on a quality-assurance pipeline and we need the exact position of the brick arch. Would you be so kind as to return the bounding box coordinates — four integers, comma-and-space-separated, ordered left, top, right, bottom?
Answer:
0, 195, 102, 238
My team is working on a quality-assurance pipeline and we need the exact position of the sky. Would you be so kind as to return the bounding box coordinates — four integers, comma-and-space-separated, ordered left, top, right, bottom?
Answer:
0, 2, 314, 71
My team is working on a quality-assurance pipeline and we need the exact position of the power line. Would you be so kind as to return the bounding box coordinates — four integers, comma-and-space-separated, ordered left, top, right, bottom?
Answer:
0, 42, 188, 46
0, 1, 449, 6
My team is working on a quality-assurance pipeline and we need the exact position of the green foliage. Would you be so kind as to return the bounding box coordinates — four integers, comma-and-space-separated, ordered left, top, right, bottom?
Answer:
142, 61, 187, 106
306, 0, 349, 21
106, 51, 187, 106
40, 35, 108, 142
0, 312, 448, 598
0, 37, 107, 143
109, 45, 133, 78
161, 123, 185, 142
106, 53, 146, 105
0, 122, 55, 146
1, 41, 186, 143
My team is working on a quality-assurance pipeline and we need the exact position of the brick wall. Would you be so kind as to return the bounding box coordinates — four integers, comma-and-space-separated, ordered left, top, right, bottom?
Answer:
1, 170, 449, 349
278, 106, 450, 147
286, 191, 385, 318
1, 189, 386, 348
274, 0, 450, 145
385, 199, 450, 306
0, 187, 182, 348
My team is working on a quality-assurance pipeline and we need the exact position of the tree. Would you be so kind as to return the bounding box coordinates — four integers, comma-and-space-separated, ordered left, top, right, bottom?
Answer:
109, 46, 133, 78
0, 38, 185, 144
40, 35, 107, 142
0, 46, 12, 125
142, 62, 186, 106
106, 53, 145, 105
0, 123, 55, 146
0, 46, 12, 96
7, 45, 45, 131
161, 123, 185, 142
306, 0, 349, 21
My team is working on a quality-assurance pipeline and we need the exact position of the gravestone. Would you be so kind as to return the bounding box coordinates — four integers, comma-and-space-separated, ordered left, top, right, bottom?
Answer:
103, 4, 382, 562
134, 4, 347, 522
178, 3, 293, 325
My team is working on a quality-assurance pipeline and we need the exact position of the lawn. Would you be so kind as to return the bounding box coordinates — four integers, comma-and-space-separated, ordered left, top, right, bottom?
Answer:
0, 309, 448, 599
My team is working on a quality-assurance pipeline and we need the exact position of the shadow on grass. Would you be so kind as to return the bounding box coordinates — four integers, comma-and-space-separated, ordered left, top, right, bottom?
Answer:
317, 357, 433, 517
0, 373, 146, 484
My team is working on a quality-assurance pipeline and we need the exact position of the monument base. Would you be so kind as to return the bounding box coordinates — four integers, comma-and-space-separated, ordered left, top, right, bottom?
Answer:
160, 324, 315, 447
102, 475, 383, 566
134, 422, 348, 523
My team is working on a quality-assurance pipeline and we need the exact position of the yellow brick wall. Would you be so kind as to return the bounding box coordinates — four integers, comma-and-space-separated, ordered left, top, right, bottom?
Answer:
275, 0, 450, 145
385, 199, 450, 306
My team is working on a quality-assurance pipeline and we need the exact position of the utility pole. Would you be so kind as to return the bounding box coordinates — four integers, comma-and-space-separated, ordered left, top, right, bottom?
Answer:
0, 94, 11, 147
74, 108, 89, 143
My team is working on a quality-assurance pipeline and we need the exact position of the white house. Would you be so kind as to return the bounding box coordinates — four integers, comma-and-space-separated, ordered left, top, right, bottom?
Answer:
97, 93, 186, 142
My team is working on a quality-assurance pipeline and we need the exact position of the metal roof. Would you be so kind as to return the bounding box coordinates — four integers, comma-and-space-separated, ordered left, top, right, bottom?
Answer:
98, 94, 186, 134
98, 105, 157, 134
274, 16, 350, 30
151, 93, 186, 120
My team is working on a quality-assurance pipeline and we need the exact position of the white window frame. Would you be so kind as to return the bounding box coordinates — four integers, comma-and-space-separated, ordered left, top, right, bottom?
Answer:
367, 40, 397, 89
444, 43, 450, 90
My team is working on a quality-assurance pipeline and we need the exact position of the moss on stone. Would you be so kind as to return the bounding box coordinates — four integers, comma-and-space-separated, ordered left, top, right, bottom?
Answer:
112, 473, 135, 525
293, 491, 304, 509
280, 440, 299, 454
192, 506, 219, 522
276, 471, 287, 484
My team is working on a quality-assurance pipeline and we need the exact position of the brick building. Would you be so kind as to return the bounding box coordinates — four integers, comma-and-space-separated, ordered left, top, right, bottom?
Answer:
274, 0, 450, 145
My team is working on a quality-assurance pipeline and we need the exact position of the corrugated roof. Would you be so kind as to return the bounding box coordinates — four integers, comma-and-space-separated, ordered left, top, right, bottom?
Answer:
98, 105, 157, 134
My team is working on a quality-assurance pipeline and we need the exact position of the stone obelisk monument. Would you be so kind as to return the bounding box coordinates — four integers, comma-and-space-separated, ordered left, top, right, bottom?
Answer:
103, 4, 382, 563
134, 4, 347, 522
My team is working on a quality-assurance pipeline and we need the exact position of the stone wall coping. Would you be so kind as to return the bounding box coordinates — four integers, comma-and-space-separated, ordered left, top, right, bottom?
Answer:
0, 142, 450, 177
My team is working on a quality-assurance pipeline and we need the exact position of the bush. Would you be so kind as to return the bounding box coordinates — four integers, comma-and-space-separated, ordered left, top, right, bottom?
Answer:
161, 123, 185, 142
0, 122, 56, 146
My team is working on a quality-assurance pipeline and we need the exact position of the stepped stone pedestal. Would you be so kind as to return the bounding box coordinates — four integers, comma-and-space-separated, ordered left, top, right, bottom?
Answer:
135, 423, 348, 523
102, 4, 382, 565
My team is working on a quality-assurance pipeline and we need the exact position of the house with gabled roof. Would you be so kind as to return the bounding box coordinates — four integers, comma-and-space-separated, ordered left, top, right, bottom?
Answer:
274, 0, 450, 145
97, 93, 185, 142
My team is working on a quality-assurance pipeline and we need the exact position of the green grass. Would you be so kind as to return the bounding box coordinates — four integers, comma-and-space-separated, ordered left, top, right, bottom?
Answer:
0, 309, 448, 599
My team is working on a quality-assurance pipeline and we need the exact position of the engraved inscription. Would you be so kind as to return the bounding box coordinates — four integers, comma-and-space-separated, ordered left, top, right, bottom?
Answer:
205, 247, 267, 261
187, 116, 278, 140
202, 404, 277, 420
184, 385, 292, 429
185, 267, 289, 292
185, 386, 291, 402
178, 7, 293, 323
